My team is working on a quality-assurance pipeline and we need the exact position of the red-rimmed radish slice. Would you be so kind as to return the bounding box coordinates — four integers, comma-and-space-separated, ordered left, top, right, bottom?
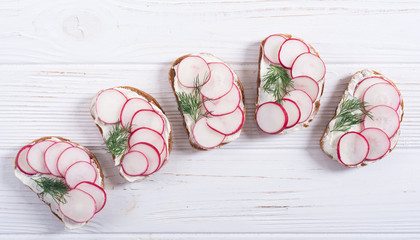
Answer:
203, 84, 241, 116
337, 132, 369, 167
263, 34, 287, 65
65, 161, 97, 189
278, 38, 310, 69
57, 147, 91, 177
59, 189, 96, 223
27, 140, 56, 174
130, 142, 160, 175
363, 83, 400, 110
128, 127, 166, 154
361, 128, 391, 161
16, 145, 37, 175
159, 144, 168, 169
354, 77, 390, 99
206, 107, 244, 135
291, 53, 326, 82
75, 182, 106, 213
282, 98, 301, 128
363, 105, 400, 137
44, 142, 73, 177
256, 101, 288, 134
200, 62, 234, 100
130, 109, 164, 134
121, 151, 149, 176
285, 90, 313, 123
96, 89, 127, 124
290, 76, 319, 102
192, 117, 225, 149
120, 98, 153, 127
176, 55, 210, 88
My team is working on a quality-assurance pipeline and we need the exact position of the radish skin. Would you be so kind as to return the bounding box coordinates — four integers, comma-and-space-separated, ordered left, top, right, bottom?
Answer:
282, 99, 301, 129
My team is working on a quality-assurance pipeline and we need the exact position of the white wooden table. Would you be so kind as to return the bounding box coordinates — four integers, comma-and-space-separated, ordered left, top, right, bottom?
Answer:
1, 0, 419, 239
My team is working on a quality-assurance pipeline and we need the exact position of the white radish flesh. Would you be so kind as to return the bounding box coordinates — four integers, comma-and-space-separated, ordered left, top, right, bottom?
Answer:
192, 117, 225, 149
96, 89, 127, 124
65, 161, 97, 189
337, 132, 369, 166
256, 102, 288, 134
59, 189, 96, 223
75, 182, 106, 213
278, 38, 310, 69
130, 142, 160, 175
290, 76, 319, 102
121, 151, 149, 176
263, 34, 287, 65
354, 77, 390, 99
282, 99, 301, 128
285, 90, 313, 123
363, 105, 400, 137
200, 62, 234, 100
206, 107, 244, 135
363, 83, 400, 110
361, 128, 391, 161
203, 84, 241, 116
177, 56, 210, 88
291, 53, 326, 82
44, 142, 73, 177
16, 145, 37, 175
57, 147, 91, 177
27, 140, 56, 174
130, 109, 165, 134
120, 98, 153, 127
128, 127, 166, 154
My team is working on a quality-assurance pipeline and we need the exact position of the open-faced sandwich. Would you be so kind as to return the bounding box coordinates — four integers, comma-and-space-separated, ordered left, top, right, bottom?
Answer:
169, 53, 245, 150
90, 87, 172, 182
320, 69, 403, 167
256, 34, 326, 134
14, 136, 106, 229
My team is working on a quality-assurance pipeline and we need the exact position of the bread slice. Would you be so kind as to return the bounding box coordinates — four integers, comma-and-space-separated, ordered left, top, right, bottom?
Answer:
169, 53, 246, 151
320, 69, 404, 167
90, 86, 173, 181
14, 136, 104, 229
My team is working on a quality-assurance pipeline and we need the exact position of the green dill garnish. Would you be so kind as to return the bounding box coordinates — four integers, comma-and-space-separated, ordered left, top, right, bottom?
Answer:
262, 65, 294, 104
105, 123, 131, 157
34, 176, 69, 204
332, 97, 373, 132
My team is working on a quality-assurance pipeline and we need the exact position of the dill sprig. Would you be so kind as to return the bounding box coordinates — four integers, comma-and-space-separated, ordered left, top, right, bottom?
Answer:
34, 176, 69, 204
262, 65, 294, 104
177, 73, 210, 122
105, 123, 131, 157
332, 97, 373, 132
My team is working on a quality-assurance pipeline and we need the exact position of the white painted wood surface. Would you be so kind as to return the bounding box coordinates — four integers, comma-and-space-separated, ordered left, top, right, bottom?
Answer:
1, 0, 419, 239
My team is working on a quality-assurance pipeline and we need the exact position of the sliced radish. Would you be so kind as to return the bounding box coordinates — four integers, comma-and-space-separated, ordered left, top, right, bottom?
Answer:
200, 62, 234, 100
159, 144, 168, 169
192, 117, 226, 149
130, 142, 160, 175
285, 90, 313, 123
282, 98, 301, 128
278, 38, 310, 69
27, 140, 56, 174
121, 151, 149, 176
206, 107, 244, 135
57, 147, 91, 177
59, 189, 96, 223
128, 127, 166, 154
65, 161, 97, 189
337, 132, 369, 167
130, 109, 164, 134
291, 53, 326, 82
361, 128, 391, 161
176, 55, 210, 88
256, 101, 288, 134
289, 76, 319, 102
363, 83, 400, 110
363, 105, 400, 138
354, 77, 390, 99
120, 98, 153, 127
203, 84, 241, 116
263, 34, 287, 65
16, 145, 37, 175
44, 142, 73, 177
96, 89, 127, 124
75, 182, 106, 213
